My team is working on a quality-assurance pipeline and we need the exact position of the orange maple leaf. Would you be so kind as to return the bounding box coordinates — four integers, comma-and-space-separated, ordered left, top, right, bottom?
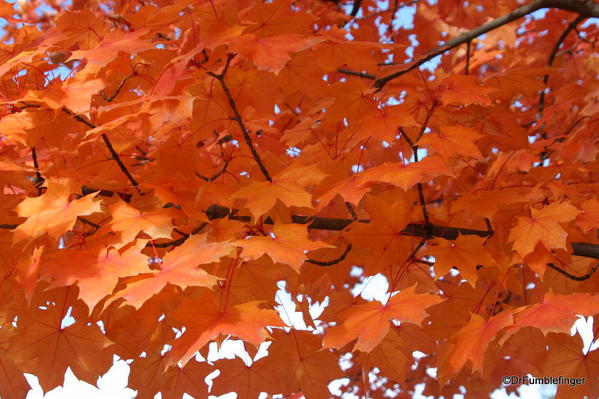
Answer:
211, 357, 286, 398
544, 333, 599, 399
169, 293, 284, 365
576, 198, 599, 233
13, 179, 101, 243
15, 245, 43, 303
232, 164, 327, 218
357, 155, 452, 190
438, 311, 513, 379
425, 235, 496, 285
354, 104, 416, 142
265, 330, 345, 399
508, 201, 581, 257
324, 286, 442, 352
108, 201, 175, 248
108, 234, 230, 308
500, 292, 599, 343
128, 352, 213, 398
234, 223, 331, 271
42, 241, 150, 309
419, 125, 482, 159
438, 75, 496, 106
230, 34, 322, 73
68, 30, 154, 65
11, 287, 112, 391
45, 78, 105, 113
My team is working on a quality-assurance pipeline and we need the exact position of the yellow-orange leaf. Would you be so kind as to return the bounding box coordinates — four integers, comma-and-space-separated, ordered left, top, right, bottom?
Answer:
324, 286, 442, 352
425, 236, 495, 285
355, 104, 416, 142
230, 34, 321, 73
13, 179, 101, 243
169, 294, 284, 365
235, 224, 331, 271
508, 201, 581, 257
438, 311, 513, 379
43, 241, 150, 309
108, 201, 174, 248
500, 292, 599, 343
419, 125, 482, 159
438, 75, 496, 105
109, 234, 230, 308
232, 164, 327, 218
69, 30, 154, 65
357, 155, 452, 190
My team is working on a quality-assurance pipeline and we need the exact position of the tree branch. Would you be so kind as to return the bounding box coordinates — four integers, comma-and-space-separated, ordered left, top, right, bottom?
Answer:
3, 202, 599, 262
201, 204, 599, 260
542, 0, 599, 16
208, 54, 273, 182
374, 0, 599, 90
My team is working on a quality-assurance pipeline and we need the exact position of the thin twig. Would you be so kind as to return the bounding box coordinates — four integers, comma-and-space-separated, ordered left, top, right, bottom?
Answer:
196, 158, 231, 182
412, 258, 434, 266
30, 147, 45, 195
337, 68, 376, 80
416, 100, 438, 142
62, 108, 140, 190
0, 224, 18, 229
354, 0, 419, 21
540, 118, 582, 160
465, 40, 471, 75
208, 54, 272, 182
81, 185, 132, 202
100, 74, 135, 103
350, 0, 362, 17
345, 202, 358, 220
483, 217, 494, 244
537, 15, 585, 123
78, 217, 101, 230
62, 108, 95, 129
400, 128, 430, 230
78, 217, 102, 236
101, 133, 141, 190
386, 0, 400, 38
307, 243, 353, 266
547, 262, 598, 281
150, 222, 209, 248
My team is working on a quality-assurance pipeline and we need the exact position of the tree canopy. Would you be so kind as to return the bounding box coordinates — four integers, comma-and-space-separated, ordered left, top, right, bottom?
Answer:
0, 0, 598, 397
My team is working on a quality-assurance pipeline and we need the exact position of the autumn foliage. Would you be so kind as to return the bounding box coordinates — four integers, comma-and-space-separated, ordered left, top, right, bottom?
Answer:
1, 0, 599, 397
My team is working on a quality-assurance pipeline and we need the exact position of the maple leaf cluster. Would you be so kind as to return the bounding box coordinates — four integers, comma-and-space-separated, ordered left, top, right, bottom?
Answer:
0, 0, 598, 398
